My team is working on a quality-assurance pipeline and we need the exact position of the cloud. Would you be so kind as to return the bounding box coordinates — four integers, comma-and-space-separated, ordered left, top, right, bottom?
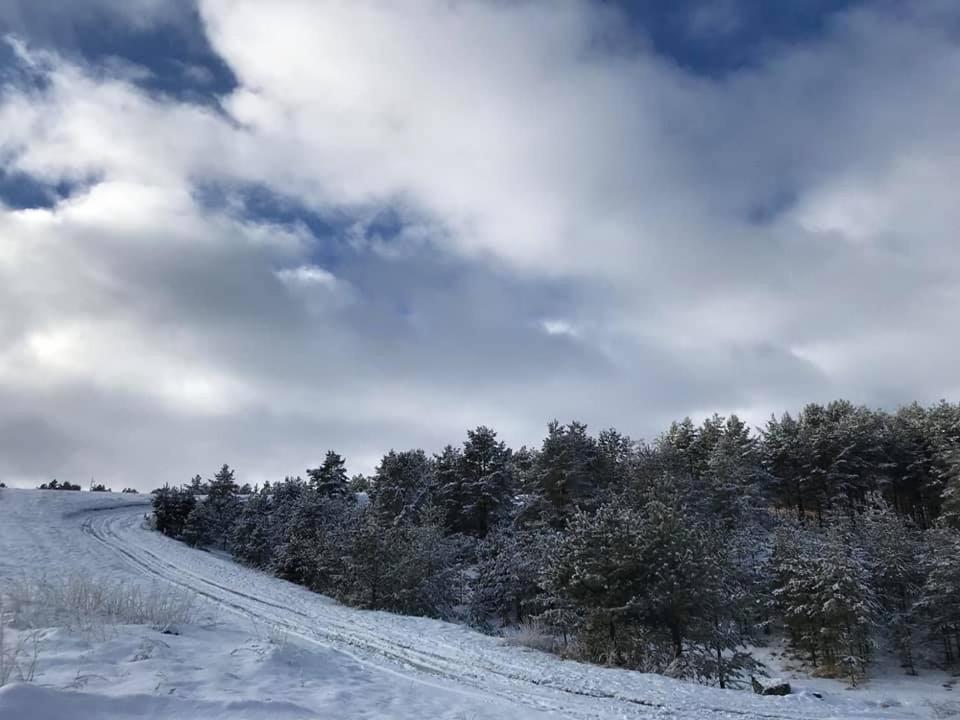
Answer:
1, 1, 959, 487
0, 0, 191, 36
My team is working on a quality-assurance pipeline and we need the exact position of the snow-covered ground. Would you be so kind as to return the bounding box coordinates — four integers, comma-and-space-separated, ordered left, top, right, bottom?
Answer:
1, 488, 956, 719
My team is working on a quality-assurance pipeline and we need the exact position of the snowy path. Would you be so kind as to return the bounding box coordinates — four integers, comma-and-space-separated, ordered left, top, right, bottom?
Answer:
0, 490, 923, 719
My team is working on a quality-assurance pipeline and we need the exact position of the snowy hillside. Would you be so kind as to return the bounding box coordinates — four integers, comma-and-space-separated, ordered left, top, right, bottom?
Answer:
0, 488, 954, 719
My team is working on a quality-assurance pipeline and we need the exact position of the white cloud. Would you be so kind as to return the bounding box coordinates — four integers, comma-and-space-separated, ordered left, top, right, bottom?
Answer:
541, 320, 578, 338
275, 265, 338, 289
1, 1, 960, 486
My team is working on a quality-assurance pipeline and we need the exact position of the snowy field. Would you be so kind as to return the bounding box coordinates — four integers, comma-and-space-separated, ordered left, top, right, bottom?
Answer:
0, 488, 956, 719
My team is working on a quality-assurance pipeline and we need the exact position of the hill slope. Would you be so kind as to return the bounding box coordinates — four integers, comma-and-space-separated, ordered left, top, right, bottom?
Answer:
0, 488, 945, 719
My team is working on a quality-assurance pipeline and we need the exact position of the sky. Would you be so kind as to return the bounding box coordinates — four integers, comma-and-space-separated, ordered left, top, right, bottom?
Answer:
1, 0, 959, 489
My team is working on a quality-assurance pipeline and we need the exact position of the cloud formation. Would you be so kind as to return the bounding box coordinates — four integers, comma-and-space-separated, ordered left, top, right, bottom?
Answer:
1, 1, 959, 487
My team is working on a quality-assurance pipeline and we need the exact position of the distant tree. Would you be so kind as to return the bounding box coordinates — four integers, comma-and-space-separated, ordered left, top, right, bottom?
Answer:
348, 473, 370, 494
39, 479, 81, 491
121, 487, 139, 494
187, 474, 207, 495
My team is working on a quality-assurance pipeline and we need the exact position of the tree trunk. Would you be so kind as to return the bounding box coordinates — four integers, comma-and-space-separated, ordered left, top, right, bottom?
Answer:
670, 623, 683, 659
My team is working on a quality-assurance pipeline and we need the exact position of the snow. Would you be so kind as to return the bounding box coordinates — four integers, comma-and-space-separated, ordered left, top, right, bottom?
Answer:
0, 488, 955, 719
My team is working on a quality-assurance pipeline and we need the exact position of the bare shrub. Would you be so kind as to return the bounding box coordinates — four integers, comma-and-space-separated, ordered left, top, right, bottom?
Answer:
502, 620, 568, 655
3, 574, 196, 637
0, 598, 41, 687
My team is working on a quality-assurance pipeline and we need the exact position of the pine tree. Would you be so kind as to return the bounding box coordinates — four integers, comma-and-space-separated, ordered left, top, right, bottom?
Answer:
188, 474, 206, 495
916, 529, 960, 666
939, 453, 960, 530
230, 488, 273, 568
703, 415, 765, 524
540, 490, 749, 681
369, 450, 433, 524
857, 495, 925, 674
458, 426, 513, 537
434, 444, 465, 534
182, 500, 215, 548
307, 451, 349, 498
205, 464, 241, 549
529, 421, 601, 527
770, 525, 876, 684
152, 484, 196, 538
471, 526, 552, 627
339, 507, 458, 617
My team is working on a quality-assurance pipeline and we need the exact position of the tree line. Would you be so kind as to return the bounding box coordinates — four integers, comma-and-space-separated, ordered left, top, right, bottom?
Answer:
151, 400, 960, 688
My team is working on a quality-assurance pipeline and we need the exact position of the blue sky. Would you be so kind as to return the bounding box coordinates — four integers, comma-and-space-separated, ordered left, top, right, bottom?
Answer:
1, 0, 958, 488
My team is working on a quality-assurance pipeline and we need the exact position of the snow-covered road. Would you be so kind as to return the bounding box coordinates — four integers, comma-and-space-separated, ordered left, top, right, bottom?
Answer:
0, 490, 926, 719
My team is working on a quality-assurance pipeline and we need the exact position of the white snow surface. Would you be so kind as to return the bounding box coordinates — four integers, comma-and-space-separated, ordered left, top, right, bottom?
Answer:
0, 488, 956, 719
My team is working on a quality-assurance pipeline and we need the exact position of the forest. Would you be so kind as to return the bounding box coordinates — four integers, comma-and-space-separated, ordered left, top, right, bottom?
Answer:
151, 399, 960, 688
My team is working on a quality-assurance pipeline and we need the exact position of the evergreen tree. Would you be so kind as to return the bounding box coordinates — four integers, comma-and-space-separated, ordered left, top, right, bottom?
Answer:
857, 495, 925, 674
307, 451, 350, 498
916, 529, 960, 666
188, 474, 207, 495
528, 421, 601, 528
182, 500, 215, 548
471, 526, 552, 627
230, 487, 274, 568
369, 449, 433, 524
541, 490, 751, 682
939, 453, 960, 530
434, 444, 465, 534
770, 525, 876, 684
453, 426, 513, 537
205, 464, 241, 548
152, 484, 196, 538
339, 507, 459, 617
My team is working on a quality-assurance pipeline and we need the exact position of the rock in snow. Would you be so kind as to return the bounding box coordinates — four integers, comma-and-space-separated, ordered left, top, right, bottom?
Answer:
752, 676, 793, 696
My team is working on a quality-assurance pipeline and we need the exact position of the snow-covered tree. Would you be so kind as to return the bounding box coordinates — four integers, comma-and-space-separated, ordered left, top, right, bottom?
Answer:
857, 496, 925, 674
182, 500, 215, 548
369, 449, 433, 524
307, 451, 350, 498
470, 526, 552, 628
526, 421, 602, 527
230, 488, 274, 568
916, 529, 960, 666
770, 525, 876, 684
436, 427, 513, 537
